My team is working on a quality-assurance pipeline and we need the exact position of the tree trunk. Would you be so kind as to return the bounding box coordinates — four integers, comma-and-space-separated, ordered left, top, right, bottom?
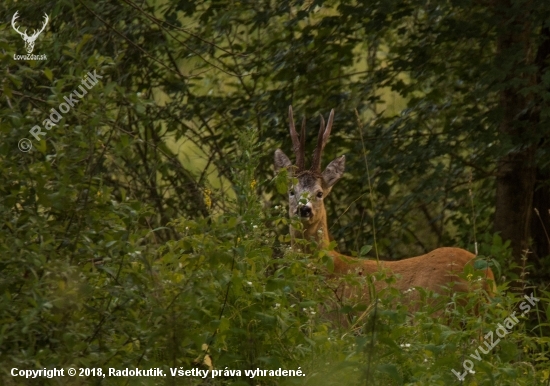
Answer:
494, 8, 550, 283
493, 1, 537, 277
530, 27, 550, 281
532, 166, 550, 264
494, 148, 536, 260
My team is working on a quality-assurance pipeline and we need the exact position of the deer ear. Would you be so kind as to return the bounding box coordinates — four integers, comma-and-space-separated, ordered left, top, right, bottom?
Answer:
322, 155, 345, 188
274, 149, 293, 172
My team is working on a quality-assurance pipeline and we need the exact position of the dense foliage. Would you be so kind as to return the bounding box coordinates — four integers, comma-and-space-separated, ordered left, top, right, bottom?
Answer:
1, 0, 550, 385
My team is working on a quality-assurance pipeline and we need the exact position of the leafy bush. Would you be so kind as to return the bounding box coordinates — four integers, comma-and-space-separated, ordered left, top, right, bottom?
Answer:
2, 129, 548, 385
1, 0, 550, 385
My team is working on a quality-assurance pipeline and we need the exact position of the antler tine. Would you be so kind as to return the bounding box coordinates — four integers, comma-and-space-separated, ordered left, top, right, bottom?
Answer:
311, 109, 335, 173
288, 105, 305, 170
300, 115, 306, 166
11, 12, 25, 37
32, 13, 49, 38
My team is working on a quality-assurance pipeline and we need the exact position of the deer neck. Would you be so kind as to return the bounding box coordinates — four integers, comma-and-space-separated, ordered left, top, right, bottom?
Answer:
290, 210, 381, 275
290, 209, 331, 250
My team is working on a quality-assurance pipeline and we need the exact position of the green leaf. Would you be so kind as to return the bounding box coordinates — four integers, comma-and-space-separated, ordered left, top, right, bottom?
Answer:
322, 253, 334, 272
35, 138, 47, 153
44, 68, 53, 81
473, 258, 489, 270
274, 169, 289, 194
105, 240, 117, 248
376, 363, 402, 383
360, 245, 372, 256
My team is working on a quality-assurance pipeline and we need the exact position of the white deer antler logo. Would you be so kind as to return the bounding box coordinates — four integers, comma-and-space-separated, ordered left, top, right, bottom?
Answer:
12, 11, 49, 54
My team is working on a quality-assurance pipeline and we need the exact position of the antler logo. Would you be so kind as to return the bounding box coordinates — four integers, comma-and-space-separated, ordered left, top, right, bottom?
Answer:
12, 11, 49, 54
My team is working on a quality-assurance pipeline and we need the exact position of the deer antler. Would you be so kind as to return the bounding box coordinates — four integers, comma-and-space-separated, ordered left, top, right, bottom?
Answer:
311, 109, 334, 173
288, 105, 306, 171
11, 12, 26, 37
33, 13, 49, 39
11, 12, 48, 39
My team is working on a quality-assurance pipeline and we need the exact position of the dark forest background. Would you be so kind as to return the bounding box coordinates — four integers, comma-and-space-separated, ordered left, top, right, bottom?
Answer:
1, 0, 550, 385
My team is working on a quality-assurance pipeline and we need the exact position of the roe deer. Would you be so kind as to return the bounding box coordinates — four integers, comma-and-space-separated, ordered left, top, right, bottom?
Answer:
274, 106, 496, 314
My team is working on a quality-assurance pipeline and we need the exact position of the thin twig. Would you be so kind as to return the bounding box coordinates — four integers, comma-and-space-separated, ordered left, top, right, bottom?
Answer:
78, 0, 184, 78
534, 208, 550, 247
468, 170, 478, 256
355, 109, 379, 262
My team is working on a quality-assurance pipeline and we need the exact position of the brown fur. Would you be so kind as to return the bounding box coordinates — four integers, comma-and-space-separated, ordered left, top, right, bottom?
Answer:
294, 204, 496, 304
275, 106, 496, 315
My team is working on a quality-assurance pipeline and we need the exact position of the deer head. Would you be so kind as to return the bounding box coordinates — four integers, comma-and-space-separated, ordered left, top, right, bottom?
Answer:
274, 106, 345, 243
12, 11, 49, 54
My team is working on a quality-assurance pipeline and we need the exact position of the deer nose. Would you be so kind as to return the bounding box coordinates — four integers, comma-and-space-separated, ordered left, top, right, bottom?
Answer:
299, 206, 312, 217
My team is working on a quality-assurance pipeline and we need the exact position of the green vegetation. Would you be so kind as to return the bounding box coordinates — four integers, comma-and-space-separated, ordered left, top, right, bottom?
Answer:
1, 0, 549, 385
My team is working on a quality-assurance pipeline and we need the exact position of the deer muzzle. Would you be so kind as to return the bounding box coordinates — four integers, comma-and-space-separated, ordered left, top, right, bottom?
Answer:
299, 204, 312, 218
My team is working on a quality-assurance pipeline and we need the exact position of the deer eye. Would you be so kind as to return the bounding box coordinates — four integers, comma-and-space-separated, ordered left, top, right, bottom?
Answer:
316, 191, 323, 198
